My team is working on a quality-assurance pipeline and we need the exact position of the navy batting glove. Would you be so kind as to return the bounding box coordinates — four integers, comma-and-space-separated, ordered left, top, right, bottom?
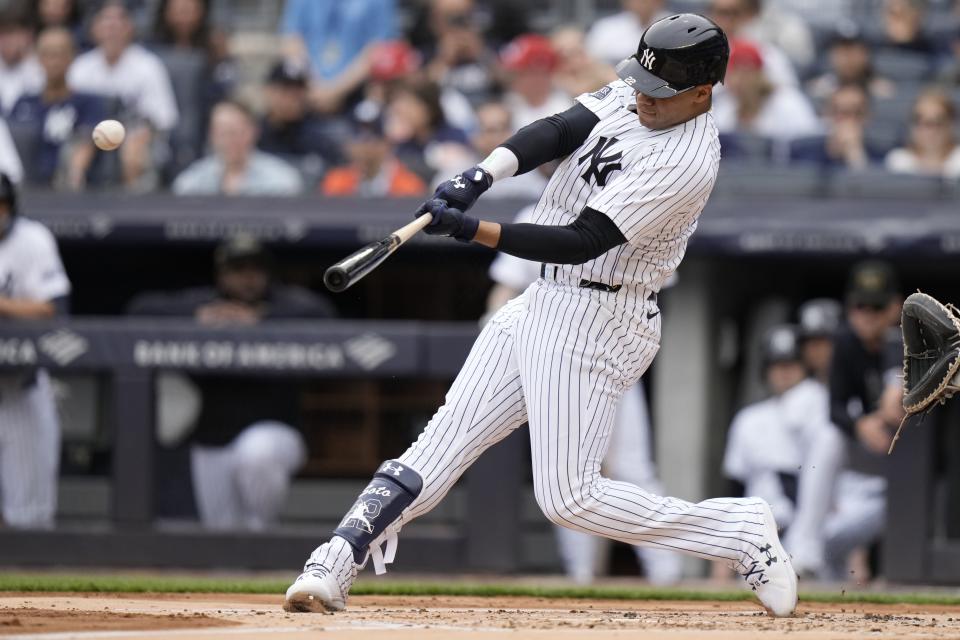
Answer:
415, 199, 479, 242
430, 166, 493, 212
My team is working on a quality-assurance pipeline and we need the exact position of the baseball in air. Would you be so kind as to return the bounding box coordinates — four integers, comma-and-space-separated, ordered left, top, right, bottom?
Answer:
93, 120, 125, 151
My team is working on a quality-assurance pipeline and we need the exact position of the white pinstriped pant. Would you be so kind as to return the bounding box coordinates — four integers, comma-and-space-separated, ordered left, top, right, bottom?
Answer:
0, 371, 60, 528
395, 280, 770, 570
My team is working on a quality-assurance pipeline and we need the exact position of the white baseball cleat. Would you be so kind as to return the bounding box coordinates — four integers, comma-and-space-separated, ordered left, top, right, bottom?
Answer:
284, 536, 360, 613
739, 502, 798, 617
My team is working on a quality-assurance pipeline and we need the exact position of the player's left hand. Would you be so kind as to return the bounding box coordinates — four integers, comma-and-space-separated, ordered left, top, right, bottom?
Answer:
415, 199, 479, 242
423, 166, 493, 213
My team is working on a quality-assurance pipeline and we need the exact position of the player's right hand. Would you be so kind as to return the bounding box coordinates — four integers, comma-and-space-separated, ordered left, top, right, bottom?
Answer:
422, 166, 493, 213
415, 199, 478, 242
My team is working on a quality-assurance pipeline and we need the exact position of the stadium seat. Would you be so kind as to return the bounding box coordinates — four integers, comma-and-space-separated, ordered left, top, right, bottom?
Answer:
871, 48, 935, 81
713, 165, 825, 198
827, 168, 946, 199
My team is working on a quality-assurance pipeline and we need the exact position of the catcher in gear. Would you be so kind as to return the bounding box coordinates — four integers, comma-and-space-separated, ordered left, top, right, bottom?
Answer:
893, 292, 960, 452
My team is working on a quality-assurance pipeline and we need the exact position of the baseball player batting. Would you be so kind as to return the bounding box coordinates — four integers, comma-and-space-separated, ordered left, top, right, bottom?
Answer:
0, 173, 70, 528
286, 14, 797, 617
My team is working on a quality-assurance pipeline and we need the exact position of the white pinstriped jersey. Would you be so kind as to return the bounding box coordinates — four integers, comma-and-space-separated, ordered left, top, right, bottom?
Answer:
0, 218, 71, 303
0, 217, 68, 528
530, 80, 720, 295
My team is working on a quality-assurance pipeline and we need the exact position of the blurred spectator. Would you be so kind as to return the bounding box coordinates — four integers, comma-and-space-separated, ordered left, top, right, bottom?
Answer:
471, 101, 546, 199
0, 172, 71, 530
584, 0, 669, 67
321, 100, 425, 197
737, 0, 816, 72
67, 0, 179, 190
500, 34, 570, 127
485, 0, 531, 47
8, 28, 105, 189
422, 0, 498, 107
367, 39, 476, 135
383, 78, 473, 185
151, 0, 236, 176
128, 235, 335, 531
551, 26, 617, 99
367, 40, 421, 105
790, 84, 883, 171
710, 0, 799, 87
173, 100, 303, 196
871, 0, 939, 56
258, 60, 344, 183
713, 40, 820, 142
807, 27, 896, 103
30, 0, 85, 45
280, 0, 396, 114
0, 118, 23, 182
939, 26, 960, 84
0, 10, 44, 114
885, 89, 960, 178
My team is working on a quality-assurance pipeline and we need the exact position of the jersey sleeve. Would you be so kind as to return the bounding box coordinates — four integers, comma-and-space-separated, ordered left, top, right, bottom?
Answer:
21, 225, 71, 302
574, 82, 625, 120
585, 141, 717, 245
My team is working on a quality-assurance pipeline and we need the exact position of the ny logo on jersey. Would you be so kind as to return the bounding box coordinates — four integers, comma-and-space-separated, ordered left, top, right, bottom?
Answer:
577, 137, 622, 187
640, 48, 656, 70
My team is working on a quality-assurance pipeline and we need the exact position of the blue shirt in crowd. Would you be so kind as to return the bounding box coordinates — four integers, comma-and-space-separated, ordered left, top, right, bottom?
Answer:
8, 92, 106, 185
280, 0, 396, 81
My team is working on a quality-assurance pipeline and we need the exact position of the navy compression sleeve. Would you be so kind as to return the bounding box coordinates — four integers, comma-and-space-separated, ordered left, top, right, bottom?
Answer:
499, 102, 599, 175
496, 207, 627, 265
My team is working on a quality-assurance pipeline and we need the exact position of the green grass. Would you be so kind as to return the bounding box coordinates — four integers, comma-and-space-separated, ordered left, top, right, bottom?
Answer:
1, 574, 959, 606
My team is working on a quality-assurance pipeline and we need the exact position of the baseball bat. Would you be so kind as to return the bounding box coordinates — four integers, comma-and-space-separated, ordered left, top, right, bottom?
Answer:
324, 214, 433, 292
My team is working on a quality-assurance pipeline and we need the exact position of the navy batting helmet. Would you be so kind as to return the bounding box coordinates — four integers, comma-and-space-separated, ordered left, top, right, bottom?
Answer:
0, 173, 16, 217
616, 13, 729, 99
761, 325, 802, 366
798, 299, 842, 339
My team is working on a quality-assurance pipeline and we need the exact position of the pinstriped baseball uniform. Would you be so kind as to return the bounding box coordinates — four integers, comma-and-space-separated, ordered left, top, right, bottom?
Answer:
0, 217, 70, 528
383, 80, 774, 572
489, 204, 681, 584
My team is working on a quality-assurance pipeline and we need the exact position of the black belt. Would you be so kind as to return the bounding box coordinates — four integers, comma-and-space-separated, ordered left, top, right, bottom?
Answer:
540, 264, 623, 293
0, 371, 38, 403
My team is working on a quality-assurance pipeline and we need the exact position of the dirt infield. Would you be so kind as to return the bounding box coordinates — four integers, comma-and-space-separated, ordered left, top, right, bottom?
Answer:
2, 593, 960, 639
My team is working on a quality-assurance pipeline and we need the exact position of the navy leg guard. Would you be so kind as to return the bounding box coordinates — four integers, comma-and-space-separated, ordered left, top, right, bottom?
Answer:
334, 460, 423, 565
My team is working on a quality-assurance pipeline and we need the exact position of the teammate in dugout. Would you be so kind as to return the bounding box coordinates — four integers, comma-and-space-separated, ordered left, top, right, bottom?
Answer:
286, 14, 798, 616
0, 172, 71, 528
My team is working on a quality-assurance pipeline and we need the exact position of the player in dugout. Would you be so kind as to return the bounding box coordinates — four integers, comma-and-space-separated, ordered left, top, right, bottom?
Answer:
0, 172, 71, 529
127, 234, 335, 531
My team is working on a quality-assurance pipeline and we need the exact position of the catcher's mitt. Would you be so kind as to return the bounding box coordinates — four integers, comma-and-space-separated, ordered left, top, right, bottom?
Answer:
891, 292, 960, 453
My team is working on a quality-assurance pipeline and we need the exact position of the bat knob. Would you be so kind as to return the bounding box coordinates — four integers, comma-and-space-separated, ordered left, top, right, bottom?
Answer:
324, 267, 348, 292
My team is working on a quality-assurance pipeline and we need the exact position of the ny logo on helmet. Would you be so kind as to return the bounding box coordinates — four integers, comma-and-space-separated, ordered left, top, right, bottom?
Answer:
640, 48, 656, 71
